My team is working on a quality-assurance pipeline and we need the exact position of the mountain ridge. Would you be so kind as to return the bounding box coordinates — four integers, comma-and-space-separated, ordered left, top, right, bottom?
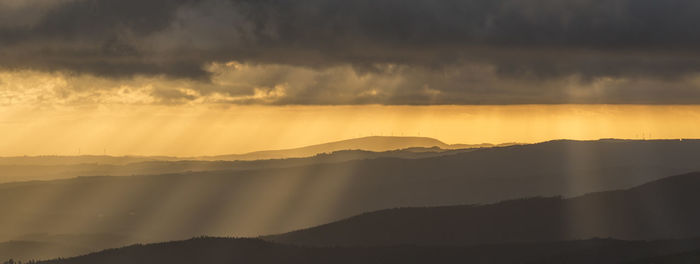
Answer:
2, 140, 700, 260
197, 136, 504, 161
27, 237, 700, 264
2, 140, 700, 241
266, 171, 700, 247
0, 136, 496, 165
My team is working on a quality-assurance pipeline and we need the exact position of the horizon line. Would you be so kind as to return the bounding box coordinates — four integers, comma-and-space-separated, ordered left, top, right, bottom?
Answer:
0, 137, 695, 159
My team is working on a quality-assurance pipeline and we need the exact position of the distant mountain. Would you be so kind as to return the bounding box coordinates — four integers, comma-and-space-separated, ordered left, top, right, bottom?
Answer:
0, 137, 465, 166
0, 147, 475, 183
198, 136, 481, 161
2, 140, 700, 258
28, 237, 700, 264
0, 136, 493, 183
267, 172, 700, 246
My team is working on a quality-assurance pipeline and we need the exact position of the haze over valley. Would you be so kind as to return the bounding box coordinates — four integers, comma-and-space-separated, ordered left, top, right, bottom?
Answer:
2, 137, 700, 262
3, 0, 700, 262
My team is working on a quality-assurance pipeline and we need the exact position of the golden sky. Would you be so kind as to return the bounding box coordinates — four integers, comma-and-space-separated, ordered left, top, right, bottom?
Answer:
3, 0, 700, 157
1, 104, 698, 157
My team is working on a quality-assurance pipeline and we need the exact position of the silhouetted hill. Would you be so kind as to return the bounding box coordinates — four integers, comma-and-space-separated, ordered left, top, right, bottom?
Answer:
0, 147, 474, 183
0, 241, 83, 263
0, 137, 464, 167
1, 136, 473, 184
0, 234, 136, 262
28, 237, 700, 264
629, 249, 700, 263
199, 136, 464, 161
267, 172, 700, 246
2, 140, 700, 258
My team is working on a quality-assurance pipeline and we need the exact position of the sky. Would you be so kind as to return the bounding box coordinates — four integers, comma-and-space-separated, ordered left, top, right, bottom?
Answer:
1, 104, 699, 156
1, 0, 700, 156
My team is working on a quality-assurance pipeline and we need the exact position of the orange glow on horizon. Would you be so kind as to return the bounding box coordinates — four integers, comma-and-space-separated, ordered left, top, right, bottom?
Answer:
0, 104, 699, 157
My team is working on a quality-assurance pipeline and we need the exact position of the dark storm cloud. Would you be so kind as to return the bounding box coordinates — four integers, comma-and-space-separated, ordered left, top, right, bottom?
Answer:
0, 0, 207, 78
2, 0, 700, 104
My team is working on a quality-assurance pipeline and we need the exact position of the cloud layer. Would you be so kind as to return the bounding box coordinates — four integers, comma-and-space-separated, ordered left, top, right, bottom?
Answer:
2, 0, 700, 105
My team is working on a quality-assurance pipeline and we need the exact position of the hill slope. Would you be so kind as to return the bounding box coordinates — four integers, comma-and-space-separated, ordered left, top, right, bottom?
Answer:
267, 172, 700, 246
0, 137, 458, 166
630, 250, 700, 264
200, 136, 459, 161
30, 237, 700, 264
0, 147, 472, 183
0, 136, 486, 184
0, 234, 135, 262
1, 140, 700, 250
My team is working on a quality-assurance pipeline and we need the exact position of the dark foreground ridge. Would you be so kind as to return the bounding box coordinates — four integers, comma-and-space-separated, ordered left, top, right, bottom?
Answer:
26, 237, 700, 264
631, 249, 700, 264
268, 172, 700, 246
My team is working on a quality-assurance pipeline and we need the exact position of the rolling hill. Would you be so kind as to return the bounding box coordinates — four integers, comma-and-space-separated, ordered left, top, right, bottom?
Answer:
197, 136, 482, 161
0, 136, 467, 166
267, 171, 700, 246
0, 148, 474, 184
0, 234, 134, 262
2, 139, 700, 259
0, 137, 481, 183
26, 237, 700, 264
630, 249, 700, 264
